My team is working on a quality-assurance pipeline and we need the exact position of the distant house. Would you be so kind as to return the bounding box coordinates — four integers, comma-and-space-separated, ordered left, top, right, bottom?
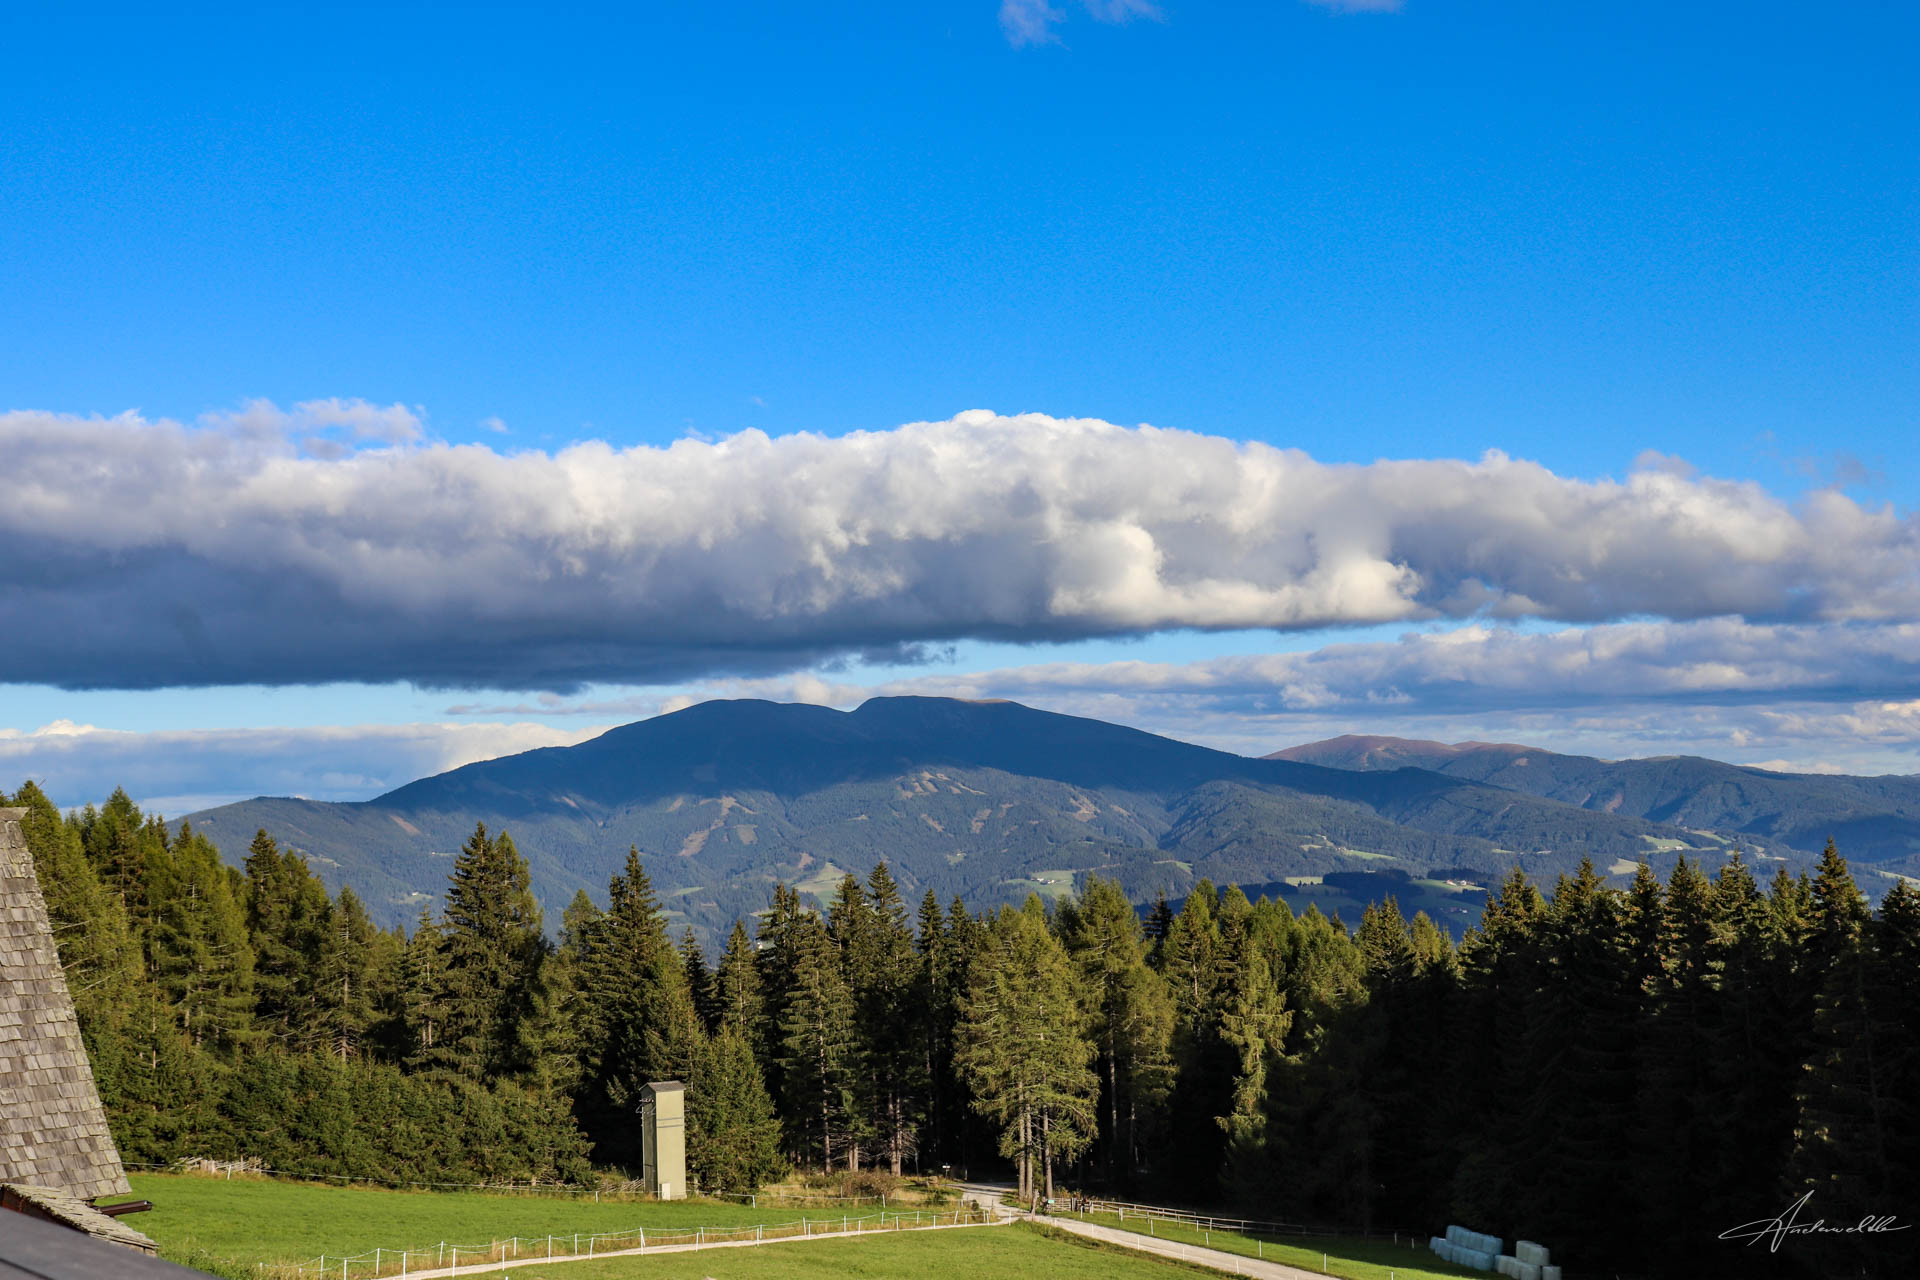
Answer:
0, 807, 170, 1264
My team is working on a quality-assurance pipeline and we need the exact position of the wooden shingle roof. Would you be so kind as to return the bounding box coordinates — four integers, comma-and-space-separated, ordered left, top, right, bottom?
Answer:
0, 807, 132, 1201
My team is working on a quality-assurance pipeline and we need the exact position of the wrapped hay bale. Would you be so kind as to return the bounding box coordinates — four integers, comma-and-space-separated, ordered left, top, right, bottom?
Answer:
1448, 1225, 1468, 1246
1467, 1248, 1498, 1271
1517, 1240, 1550, 1266
1516, 1263, 1541, 1280
1494, 1255, 1516, 1277
1541, 1267, 1562, 1280
1430, 1236, 1447, 1255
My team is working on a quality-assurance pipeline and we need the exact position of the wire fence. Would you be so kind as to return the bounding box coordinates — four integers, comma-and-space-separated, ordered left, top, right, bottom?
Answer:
1062, 1195, 1429, 1248
131, 1159, 899, 1205
276, 1205, 994, 1278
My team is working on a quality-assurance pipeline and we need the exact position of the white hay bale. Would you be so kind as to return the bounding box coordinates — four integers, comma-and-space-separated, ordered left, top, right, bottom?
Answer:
1517, 1239, 1549, 1266
1541, 1267, 1562, 1280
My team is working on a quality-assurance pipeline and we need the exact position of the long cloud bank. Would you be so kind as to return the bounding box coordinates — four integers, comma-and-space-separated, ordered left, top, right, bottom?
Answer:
3, 404, 1916, 690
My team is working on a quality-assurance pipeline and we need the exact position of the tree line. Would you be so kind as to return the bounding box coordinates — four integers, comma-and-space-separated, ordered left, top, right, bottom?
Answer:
12, 779, 1916, 1278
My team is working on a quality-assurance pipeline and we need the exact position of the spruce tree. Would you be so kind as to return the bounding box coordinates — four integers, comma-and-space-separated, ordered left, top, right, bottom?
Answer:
244, 830, 331, 1050
432, 823, 545, 1081
314, 886, 377, 1061
1788, 849, 1914, 1276
778, 910, 857, 1168
714, 919, 765, 1037
687, 1025, 785, 1193
576, 848, 701, 1167
680, 927, 717, 1031
145, 824, 257, 1055
956, 902, 1097, 1204
1059, 874, 1169, 1190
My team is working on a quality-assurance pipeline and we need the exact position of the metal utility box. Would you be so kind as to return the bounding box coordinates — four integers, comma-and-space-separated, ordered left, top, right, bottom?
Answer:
639, 1080, 686, 1200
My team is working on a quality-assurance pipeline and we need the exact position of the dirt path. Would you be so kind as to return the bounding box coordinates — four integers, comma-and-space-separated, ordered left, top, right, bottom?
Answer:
955, 1182, 1327, 1280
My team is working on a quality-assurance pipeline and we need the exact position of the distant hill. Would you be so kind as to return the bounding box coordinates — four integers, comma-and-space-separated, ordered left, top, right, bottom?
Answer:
1272, 734, 1920, 887
180, 698, 1802, 938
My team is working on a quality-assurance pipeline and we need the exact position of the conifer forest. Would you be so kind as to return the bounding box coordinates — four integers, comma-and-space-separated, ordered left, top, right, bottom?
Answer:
12, 779, 1917, 1279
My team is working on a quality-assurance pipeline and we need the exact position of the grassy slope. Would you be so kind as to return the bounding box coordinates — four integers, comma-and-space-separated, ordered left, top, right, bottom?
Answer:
1056, 1209, 1482, 1280
127, 1173, 863, 1265
452, 1221, 1231, 1279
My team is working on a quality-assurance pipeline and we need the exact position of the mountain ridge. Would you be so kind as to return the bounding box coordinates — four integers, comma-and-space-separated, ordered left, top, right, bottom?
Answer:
1272, 733, 1920, 878
177, 698, 1860, 940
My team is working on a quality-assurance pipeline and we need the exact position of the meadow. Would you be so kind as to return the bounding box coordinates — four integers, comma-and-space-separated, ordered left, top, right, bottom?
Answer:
1053, 1207, 1482, 1280
448, 1222, 1232, 1280
127, 1173, 891, 1269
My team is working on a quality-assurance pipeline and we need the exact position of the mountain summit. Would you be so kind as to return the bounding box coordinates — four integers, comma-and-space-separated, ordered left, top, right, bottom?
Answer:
180, 698, 1830, 939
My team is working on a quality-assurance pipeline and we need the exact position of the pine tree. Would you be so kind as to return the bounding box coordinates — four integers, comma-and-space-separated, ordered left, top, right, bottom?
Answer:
686, 1025, 785, 1193
778, 910, 857, 1168
956, 903, 1097, 1204
145, 824, 257, 1054
714, 919, 765, 1037
1788, 848, 1915, 1276
840, 862, 922, 1173
754, 882, 805, 1123
314, 886, 377, 1061
1058, 874, 1170, 1191
432, 823, 546, 1082
244, 830, 331, 1050
576, 848, 701, 1168
402, 910, 450, 1067
1516, 862, 1638, 1263
1448, 867, 1546, 1229
680, 928, 717, 1031
1216, 913, 1292, 1205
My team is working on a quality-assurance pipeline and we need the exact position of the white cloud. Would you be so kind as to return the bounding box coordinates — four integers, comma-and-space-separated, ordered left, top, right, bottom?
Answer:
1001, 0, 1160, 47
1303, 0, 1404, 13
0, 719, 609, 813
1, 405, 1916, 691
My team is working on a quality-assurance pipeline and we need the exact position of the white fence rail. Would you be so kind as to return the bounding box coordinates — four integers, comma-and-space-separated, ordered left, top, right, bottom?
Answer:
277, 1205, 992, 1278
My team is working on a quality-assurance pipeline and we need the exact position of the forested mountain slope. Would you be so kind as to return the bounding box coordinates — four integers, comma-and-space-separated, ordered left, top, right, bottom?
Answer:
184, 698, 1788, 936
1272, 735, 1920, 880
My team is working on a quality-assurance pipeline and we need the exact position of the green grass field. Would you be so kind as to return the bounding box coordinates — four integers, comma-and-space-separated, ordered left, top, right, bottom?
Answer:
418, 1221, 1235, 1279
127, 1173, 891, 1268
128, 1172, 1477, 1280
1055, 1209, 1481, 1280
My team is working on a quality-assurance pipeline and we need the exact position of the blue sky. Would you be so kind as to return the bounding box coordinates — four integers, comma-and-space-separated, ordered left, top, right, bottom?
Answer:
2, 1, 1916, 810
